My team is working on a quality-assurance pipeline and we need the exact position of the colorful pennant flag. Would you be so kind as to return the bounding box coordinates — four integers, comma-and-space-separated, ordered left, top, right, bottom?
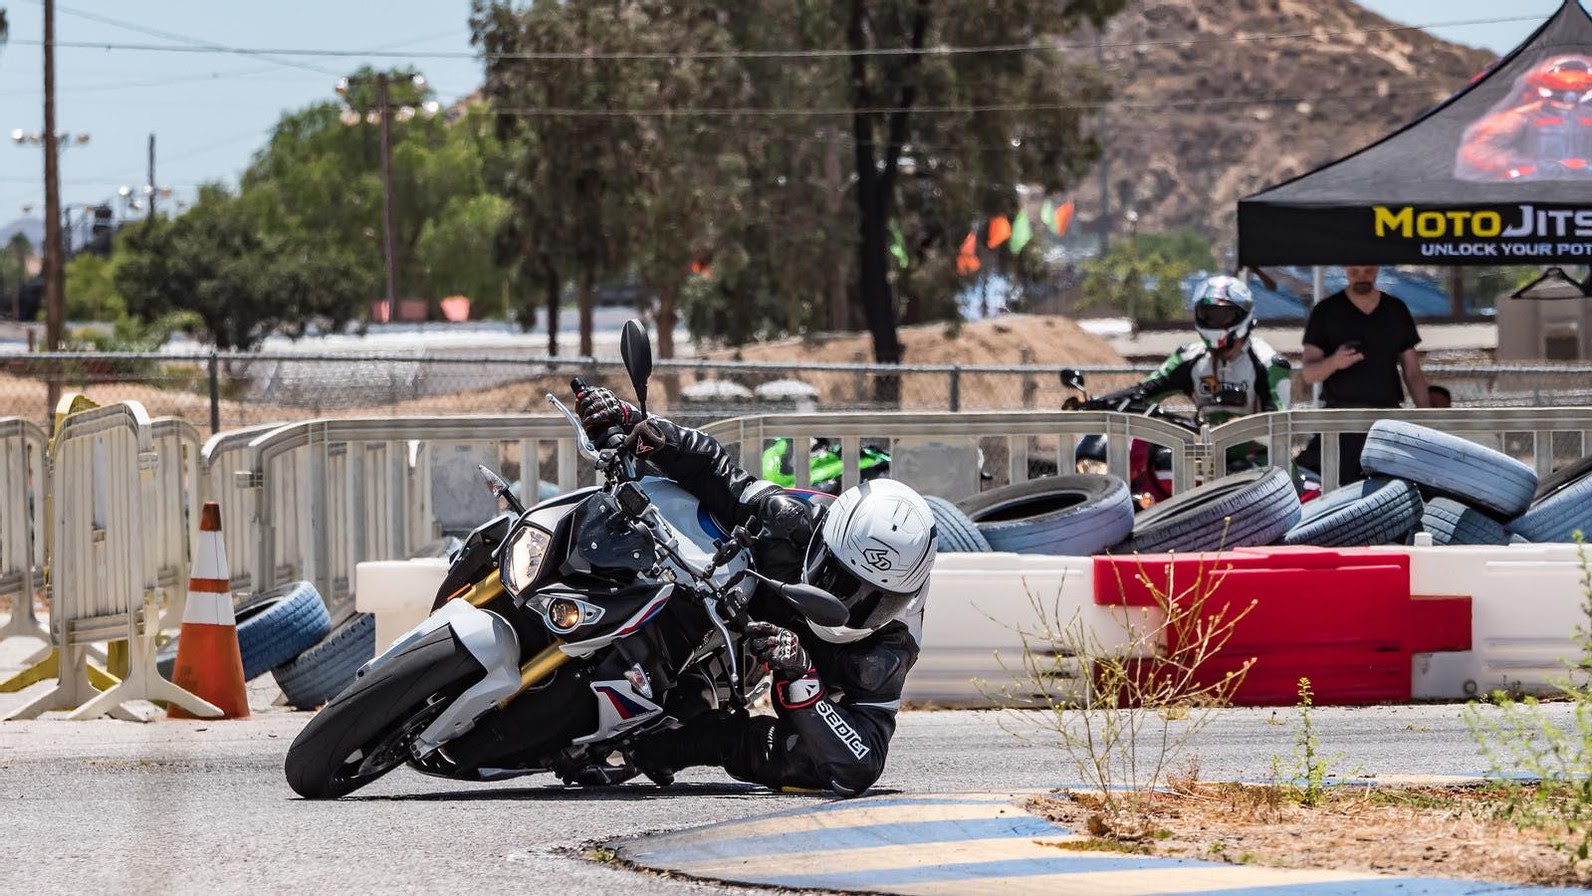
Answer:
889, 221, 909, 269
957, 230, 980, 275
1009, 209, 1032, 255
1054, 199, 1076, 237
986, 214, 1011, 249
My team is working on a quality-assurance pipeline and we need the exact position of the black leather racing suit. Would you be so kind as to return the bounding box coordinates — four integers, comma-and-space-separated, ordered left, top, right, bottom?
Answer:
631, 416, 920, 796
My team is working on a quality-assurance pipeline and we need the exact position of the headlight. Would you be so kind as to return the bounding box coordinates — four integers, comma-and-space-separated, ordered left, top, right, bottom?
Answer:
501, 524, 551, 596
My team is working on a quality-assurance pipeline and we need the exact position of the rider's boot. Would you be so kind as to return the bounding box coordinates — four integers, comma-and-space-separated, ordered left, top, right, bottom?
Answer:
628, 708, 742, 786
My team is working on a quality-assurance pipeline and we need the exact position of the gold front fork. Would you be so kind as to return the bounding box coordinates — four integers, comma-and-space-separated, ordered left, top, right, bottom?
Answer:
498, 641, 570, 708
457, 570, 571, 708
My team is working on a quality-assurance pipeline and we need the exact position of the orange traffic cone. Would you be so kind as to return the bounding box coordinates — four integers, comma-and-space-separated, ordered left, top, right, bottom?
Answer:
167, 502, 249, 720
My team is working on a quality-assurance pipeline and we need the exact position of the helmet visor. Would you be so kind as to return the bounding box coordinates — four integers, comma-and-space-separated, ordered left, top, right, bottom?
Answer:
1194, 302, 1248, 331
803, 537, 917, 632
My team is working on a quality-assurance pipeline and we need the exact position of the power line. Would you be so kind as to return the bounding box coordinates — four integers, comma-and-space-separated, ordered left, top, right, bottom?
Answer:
48, 2, 345, 77
479, 82, 1460, 118
9, 13, 1541, 62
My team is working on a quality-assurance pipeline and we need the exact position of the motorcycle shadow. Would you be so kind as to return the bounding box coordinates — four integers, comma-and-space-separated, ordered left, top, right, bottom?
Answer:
339, 781, 900, 803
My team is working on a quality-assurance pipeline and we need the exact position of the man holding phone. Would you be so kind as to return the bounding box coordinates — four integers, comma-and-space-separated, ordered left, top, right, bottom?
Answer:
1298, 264, 1430, 481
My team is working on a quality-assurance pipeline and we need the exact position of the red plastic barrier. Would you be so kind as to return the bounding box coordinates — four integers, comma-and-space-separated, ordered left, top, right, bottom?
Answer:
1093, 546, 1471, 706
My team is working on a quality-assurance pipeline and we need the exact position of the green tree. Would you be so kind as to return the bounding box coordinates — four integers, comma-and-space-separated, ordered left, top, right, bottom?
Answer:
116, 186, 367, 350
63, 250, 124, 321
1078, 228, 1216, 324
239, 70, 511, 318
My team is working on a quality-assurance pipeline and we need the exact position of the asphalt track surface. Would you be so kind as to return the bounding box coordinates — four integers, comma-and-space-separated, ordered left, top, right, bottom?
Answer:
0, 687, 1570, 895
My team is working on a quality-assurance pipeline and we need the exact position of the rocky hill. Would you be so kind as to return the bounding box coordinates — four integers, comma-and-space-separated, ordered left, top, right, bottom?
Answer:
1079, 0, 1495, 251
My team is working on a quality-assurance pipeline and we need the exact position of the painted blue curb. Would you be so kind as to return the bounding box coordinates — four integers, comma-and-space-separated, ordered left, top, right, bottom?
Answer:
613, 789, 1591, 896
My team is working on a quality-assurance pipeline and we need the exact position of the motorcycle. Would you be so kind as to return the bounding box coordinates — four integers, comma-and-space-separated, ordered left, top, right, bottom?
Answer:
284, 320, 847, 799
761, 437, 890, 495
1058, 369, 1319, 507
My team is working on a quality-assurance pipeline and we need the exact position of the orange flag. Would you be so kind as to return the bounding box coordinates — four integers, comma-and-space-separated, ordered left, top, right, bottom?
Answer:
986, 215, 1012, 249
1054, 200, 1076, 238
957, 230, 981, 275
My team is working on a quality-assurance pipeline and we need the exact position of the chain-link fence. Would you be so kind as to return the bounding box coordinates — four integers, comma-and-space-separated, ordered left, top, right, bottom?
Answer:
0, 350, 1589, 432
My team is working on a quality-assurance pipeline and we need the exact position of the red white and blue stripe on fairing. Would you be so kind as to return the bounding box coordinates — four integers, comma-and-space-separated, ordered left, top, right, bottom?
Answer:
594, 684, 653, 720
614, 591, 671, 637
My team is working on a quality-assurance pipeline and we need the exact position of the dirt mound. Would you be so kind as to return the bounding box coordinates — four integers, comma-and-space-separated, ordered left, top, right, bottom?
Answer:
703, 315, 1137, 411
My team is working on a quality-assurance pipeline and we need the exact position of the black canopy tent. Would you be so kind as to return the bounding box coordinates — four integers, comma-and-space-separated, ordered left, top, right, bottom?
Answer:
1238, 1, 1592, 271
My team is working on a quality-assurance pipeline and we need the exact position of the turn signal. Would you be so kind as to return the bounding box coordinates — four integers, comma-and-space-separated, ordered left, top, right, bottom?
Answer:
547, 598, 583, 632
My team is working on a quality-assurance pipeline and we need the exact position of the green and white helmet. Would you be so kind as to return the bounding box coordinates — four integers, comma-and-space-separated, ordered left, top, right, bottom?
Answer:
1192, 275, 1255, 353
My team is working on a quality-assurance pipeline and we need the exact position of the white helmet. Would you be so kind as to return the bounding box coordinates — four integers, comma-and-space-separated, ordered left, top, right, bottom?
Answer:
1192, 275, 1255, 354
801, 479, 937, 643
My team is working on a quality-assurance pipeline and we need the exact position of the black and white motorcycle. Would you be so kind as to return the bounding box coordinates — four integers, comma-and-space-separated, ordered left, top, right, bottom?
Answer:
283, 321, 846, 799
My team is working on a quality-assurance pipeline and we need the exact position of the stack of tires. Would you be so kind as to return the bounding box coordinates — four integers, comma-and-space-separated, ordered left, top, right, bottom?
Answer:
925, 467, 1305, 557
157, 581, 376, 710
922, 419, 1592, 556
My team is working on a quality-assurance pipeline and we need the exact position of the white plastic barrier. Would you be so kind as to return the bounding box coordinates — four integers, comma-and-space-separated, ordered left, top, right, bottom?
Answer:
148, 417, 201, 628
355, 558, 449, 652
201, 423, 286, 593
0, 417, 47, 650
244, 416, 585, 616
906, 552, 1160, 706
1365, 543, 1589, 699
701, 411, 1200, 503
7, 399, 218, 721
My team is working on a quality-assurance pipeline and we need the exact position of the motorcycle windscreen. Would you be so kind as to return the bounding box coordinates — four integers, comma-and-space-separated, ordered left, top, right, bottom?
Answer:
564, 492, 657, 577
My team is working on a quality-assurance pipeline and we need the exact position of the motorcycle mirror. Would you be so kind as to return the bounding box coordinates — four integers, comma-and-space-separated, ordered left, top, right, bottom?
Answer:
776, 583, 849, 627
620, 319, 653, 415
1059, 368, 1086, 391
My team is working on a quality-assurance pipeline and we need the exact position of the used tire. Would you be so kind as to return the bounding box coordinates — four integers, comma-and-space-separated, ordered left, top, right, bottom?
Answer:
1421, 497, 1512, 546
1359, 420, 1537, 518
957, 474, 1134, 555
159, 581, 332, 682
924, 495, 991, 553
272, 613, 378, 710
1510, 456, 1592, 543
1116, 467, 1301, 555
1281, 477, 1422, 547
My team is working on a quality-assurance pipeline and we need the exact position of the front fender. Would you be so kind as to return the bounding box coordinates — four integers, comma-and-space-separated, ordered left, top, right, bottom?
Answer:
365, 599, 522, 756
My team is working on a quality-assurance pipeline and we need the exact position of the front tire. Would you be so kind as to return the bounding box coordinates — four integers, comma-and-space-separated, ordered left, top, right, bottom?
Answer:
284, 626, 485, 799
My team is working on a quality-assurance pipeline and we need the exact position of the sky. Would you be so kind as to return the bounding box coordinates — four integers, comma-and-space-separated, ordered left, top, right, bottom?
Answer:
0, 1, 1575, 226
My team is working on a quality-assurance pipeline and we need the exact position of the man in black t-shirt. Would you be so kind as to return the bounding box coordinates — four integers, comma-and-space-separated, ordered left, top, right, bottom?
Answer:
1298, 265, 1431, 482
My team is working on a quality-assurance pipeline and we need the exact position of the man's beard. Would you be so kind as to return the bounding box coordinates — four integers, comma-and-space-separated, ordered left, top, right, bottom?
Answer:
1350, 280, 1375, 295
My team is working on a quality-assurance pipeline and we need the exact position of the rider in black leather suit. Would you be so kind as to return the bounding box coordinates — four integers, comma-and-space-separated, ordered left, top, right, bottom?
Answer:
576, 386, 925, 796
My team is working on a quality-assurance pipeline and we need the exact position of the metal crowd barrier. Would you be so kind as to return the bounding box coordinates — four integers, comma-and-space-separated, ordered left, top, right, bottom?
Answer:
240, 415, 586, 617
7, 399, 218, 721
0, 417, 47, 651
701, 411, 1202, 502
1208, 407, 1592, 491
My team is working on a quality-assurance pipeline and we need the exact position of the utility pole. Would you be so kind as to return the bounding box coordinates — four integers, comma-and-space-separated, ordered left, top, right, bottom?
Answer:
376, 73, 400, 320
147, 133, 156, 219
41, 0, 64, 417
1095, 28, 1111, 257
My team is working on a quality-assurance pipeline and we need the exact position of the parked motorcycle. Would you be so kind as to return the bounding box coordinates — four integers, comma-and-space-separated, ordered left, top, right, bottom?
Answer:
1058, 369, 1318, 507
283, 321, 847, 799
761, 437, 890, 495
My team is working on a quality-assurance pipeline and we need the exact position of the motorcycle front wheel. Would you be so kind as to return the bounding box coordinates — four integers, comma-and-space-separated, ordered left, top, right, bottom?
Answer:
284, 626, 486, 799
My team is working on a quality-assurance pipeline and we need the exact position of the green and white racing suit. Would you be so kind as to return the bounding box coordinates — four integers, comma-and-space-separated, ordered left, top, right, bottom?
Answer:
1136, 336, 1292, 424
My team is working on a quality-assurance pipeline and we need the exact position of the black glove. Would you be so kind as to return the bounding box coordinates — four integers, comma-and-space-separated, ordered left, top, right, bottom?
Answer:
575, 386, 642, 444
745, 621, 812, 681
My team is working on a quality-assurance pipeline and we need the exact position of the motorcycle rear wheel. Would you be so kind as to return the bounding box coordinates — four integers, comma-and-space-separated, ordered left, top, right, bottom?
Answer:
284, 626, 486, 799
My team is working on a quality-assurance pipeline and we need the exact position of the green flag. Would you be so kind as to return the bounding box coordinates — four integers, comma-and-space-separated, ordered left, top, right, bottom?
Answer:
1009, 209, 1032, 255
1040, 200, 1056, 234
889, 221, 909, 269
